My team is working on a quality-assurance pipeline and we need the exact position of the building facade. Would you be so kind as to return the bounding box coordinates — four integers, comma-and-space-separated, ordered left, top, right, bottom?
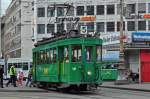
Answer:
2, 0, 34, 76
33, 0, 150, 82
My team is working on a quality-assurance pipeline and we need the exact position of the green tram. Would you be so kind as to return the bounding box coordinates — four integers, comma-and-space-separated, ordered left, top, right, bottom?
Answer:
32, 33, 103, 91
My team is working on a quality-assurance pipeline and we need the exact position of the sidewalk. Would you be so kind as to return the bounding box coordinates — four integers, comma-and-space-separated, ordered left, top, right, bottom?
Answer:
0, 80, 47, 92
100, 81, 150, 92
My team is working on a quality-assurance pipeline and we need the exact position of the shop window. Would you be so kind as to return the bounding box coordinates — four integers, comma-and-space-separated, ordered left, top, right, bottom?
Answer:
72, 45, 81, 62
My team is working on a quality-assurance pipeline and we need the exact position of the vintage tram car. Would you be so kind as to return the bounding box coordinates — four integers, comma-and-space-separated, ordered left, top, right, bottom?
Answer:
32, 32, 103, 91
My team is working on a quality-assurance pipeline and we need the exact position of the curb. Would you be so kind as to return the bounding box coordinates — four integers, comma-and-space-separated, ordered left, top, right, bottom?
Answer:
100, 86, 150, 92
0, 89, 48, 93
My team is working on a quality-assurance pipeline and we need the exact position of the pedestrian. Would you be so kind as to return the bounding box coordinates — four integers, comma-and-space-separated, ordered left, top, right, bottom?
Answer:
17, 71, 24, 86
6, 65, 17, 87
0, 65, 4, 88
26, 68, 32, 87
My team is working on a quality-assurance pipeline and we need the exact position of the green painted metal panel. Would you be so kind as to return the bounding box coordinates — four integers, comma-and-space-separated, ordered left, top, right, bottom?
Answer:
101, 69, 118, 80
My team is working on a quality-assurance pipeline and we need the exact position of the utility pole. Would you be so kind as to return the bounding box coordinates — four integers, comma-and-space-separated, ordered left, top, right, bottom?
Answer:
119, 0, 124, 68
115, 0, 128, 84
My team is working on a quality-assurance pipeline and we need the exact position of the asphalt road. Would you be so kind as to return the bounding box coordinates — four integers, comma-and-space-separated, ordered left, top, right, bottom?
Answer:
0, 88, 149, 99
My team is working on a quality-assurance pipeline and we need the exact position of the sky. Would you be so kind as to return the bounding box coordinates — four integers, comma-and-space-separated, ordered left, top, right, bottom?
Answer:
1, 0, 11, 15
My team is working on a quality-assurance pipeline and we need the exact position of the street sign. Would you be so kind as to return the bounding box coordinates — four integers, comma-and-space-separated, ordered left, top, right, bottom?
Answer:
80, 26, 87, 34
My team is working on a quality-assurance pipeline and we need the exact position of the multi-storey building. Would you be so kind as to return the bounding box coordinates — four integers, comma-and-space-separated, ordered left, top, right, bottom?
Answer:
2, 0, 34, 77
34, 0, 150, 82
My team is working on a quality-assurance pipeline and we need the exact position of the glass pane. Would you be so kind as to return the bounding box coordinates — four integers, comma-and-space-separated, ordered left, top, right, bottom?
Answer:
72, 45, 81, 62
97, 46, 102, 61
22, 63, 28, 70
86, 46, 92, 62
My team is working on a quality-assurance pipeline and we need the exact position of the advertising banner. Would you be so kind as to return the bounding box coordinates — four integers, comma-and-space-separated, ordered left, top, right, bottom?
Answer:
132, 32, 150, 42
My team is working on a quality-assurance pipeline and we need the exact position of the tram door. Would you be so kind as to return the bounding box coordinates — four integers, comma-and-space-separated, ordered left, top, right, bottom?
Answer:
83, 46, 96, 82
58, 46, 69, 82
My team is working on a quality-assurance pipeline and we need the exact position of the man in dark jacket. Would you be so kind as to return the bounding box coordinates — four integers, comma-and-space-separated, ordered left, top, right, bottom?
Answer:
0, 65, 4, 88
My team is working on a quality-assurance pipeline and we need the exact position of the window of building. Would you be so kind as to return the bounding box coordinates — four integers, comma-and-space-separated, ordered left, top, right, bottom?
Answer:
87, 5, 94, 15
97, 5, 104, 15
138, 21, 146, 31
96, 22, 104, 32
57, 24, 64, 33
148, 3, 150, 13
87, 22, 94, 32
107, 5, 115, 15
37, 8, 45, 17
117, 22, 125, 31
138, 3, 146, 13
67, 7, 74, 16
149, 21, 150, 30
127, 4, 135, 14
47, 7, 55, 17
47, 24, 54, 33
107, 22, 115, 32
67, 23, 73, 32
57, 7, 64, 16
117, 4, 120, 15
37, 24, 45, 34
127, 21, 135, 31
76, 6, 84, 16
78, 23, 84, 32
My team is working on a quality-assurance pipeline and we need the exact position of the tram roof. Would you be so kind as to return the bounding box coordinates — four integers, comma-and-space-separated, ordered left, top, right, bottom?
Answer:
33, 36, 102, 52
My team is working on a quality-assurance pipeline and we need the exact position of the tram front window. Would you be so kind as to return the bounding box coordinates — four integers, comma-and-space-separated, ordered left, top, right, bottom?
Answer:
97, 46, 102, 61
86, 46, 92, 62
72, 45, 81, 62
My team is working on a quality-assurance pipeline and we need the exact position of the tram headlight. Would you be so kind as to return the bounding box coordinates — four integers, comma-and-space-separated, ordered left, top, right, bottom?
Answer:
87, 71, 92, 76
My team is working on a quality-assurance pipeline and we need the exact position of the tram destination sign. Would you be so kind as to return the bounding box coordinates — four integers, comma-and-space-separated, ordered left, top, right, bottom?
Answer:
132, 32, 150, 42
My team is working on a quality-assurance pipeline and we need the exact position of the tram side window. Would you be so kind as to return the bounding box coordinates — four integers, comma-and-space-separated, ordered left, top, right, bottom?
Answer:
43, 50, 47, 64
46, 49, 50, 64
37, 52, 40, 65
86, 46, 93, 62
53, 48, 57, 63
40, 51, 44, 64
64, 47, 69, 62
50, 49, 53, 63
97, 46, 102, 61
72, 45, 81, 62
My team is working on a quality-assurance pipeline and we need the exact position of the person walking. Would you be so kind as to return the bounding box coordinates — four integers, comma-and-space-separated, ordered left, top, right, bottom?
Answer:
0, 65, 4, 88
25, 68, 33, 87
17, 71, 24, 86
6, 65, 17, 87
